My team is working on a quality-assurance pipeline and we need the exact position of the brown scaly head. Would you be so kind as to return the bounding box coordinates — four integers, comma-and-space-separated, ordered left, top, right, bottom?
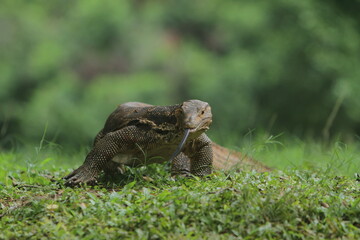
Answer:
180, 99, 213, 133
171, 100, 212, 160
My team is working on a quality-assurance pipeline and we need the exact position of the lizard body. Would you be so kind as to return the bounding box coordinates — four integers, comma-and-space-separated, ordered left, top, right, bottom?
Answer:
64, 100, 271, 186
64, 100, 213, 185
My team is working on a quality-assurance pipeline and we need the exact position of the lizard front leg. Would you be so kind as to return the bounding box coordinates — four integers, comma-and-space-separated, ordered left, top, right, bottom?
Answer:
171, 152, 191, 177
185, 133, 213, 176
64, 126, 143, 186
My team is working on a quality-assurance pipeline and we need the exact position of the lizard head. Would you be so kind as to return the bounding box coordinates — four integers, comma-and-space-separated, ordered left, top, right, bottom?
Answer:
180, 99, 212, 133
170, 100, 212, 162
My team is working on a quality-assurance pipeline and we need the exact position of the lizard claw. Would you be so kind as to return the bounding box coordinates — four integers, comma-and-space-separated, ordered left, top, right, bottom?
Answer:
63, 166, 98, 187
171, 170, 193, 180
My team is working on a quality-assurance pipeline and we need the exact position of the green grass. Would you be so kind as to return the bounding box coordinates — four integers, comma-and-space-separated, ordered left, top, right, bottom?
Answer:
1, 139, 360, 239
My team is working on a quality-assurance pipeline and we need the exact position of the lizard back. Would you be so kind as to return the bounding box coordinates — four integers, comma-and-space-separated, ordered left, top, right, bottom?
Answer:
102, 103, 182, 135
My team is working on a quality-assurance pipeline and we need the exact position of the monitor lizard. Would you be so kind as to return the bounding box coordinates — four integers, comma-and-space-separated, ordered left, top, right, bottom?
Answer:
64, 100, 271, 186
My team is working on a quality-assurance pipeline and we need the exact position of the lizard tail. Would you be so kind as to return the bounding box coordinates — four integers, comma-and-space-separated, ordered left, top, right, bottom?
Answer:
212, 142, 272, 173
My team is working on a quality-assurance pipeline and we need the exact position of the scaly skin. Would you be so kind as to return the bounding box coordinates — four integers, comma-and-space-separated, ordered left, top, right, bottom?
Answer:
64, 100, 213, 186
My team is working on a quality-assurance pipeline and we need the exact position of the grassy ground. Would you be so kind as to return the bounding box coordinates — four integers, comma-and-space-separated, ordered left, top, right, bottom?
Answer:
1, 138, 360, 239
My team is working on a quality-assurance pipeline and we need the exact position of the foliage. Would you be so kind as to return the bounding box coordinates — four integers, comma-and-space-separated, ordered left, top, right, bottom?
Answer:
1, 139, 360, 239
1, 0, 360, 148
0, 159, 359, 238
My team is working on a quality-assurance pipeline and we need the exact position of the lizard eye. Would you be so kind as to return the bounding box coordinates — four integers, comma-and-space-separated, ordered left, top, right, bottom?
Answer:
201, 110, 205, 115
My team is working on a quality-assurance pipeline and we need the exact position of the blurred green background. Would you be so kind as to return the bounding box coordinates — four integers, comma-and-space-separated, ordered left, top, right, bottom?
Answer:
1, 0, 360, 150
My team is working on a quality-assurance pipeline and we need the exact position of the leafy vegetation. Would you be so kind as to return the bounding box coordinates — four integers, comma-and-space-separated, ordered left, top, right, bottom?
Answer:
1, 139, 360, 239
1, 0, 360, 149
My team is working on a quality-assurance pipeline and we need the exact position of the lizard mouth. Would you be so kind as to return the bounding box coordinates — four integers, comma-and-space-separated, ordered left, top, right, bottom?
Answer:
189, 126, 210, 133
188, 117, 212, 132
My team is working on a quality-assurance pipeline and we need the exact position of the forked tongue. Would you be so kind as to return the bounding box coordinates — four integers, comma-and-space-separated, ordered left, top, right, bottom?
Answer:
169, 128, 190, 162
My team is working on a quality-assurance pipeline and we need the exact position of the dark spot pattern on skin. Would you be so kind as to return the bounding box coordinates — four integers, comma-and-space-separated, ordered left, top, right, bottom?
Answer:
154, 129, 170, 135
146, 106, 179, 126
127, 120, 140, 126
